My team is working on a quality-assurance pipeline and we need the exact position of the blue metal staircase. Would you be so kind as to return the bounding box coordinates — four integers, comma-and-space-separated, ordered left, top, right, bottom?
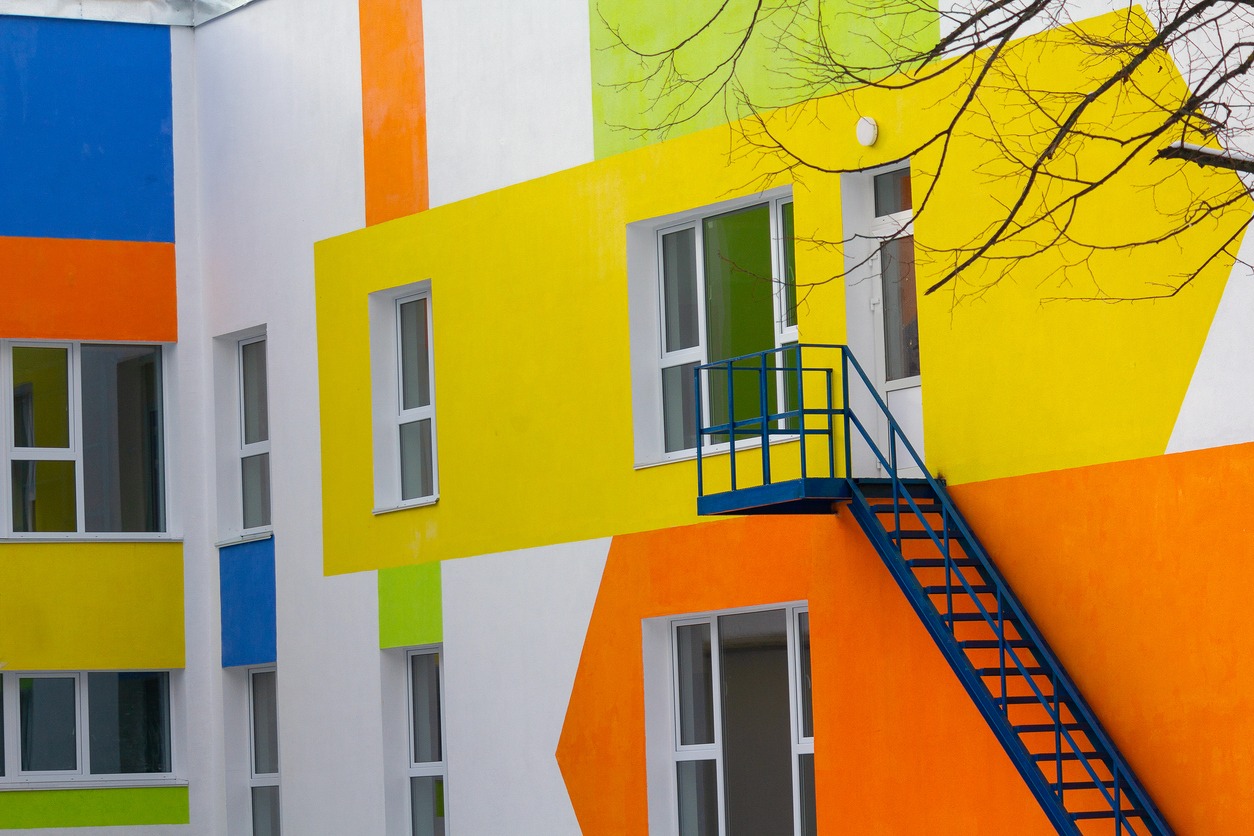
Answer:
693, 344, 1173, 835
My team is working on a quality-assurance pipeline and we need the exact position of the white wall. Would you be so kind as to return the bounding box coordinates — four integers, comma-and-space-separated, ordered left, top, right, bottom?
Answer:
424, 0, 595, 207
191, 0, 383, 833
441, 538, 610, 835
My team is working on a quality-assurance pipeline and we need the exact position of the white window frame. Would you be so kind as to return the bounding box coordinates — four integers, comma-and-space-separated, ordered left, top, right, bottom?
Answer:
0, 340, 172, 540
237, 335, 272, 535
248, 666, 280, 831
628, 188, 797, 467
866, 165, 919, 394
645, 602, 812, 836
370, 282, 439, 513
406, 646, 449, 835
0, 670, 179, 788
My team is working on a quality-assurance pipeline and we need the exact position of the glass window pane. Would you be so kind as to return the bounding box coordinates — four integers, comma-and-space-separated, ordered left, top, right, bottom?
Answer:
676, 759, 719, 836
704, 205, 777, 436
410, 775, 447, 836
874, 167, 912, 216
399, 298, 431, 411
1, 684, 5, 777
88, 672, 171, 775
662, 363, 698, 453
410, 653, 442, 764
798, 753, 817, 836
12, 460, 76, 533
881, 236, 920, 381
675, 623, 714, 746
251, 784, 281, 836
241, 339, 269, 445
400, 419, 435, 500
719, 608, 793, 834
242, 453, 272, 529
251, 670, 279, 776
19, 677, 77, 772
662, 228, 700, 353
12, 346, 69, 448
798, 611, 813, 739
81, 345, 165, 533
781, 202, 797, 328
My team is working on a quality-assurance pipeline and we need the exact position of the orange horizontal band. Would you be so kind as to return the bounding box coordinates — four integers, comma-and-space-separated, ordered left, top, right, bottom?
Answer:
0, 236, 176, 342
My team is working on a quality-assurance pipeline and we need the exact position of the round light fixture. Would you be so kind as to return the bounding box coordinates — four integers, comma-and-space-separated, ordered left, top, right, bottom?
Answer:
856, 116, 878, 147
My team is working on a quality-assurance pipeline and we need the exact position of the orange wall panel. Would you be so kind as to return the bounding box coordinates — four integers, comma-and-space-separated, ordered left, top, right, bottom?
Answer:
359, 0, 429, 225
951, 442, 1254, 834
558, 515, 1054, 834
0, 237, 176, 341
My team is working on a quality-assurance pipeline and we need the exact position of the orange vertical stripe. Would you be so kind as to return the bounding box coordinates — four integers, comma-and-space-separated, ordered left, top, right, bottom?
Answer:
359, 0, 429, 225
0, 237, 176, 341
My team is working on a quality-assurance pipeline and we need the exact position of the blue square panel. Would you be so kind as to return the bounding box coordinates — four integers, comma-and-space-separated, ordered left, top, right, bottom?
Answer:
220, 537, 277, 668
0, 17, 174, 242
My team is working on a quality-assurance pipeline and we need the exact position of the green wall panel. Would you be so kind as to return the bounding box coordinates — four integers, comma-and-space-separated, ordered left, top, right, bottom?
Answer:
588, 0, 939, 158
379, 562, 442, 648
0, 786, 189, 829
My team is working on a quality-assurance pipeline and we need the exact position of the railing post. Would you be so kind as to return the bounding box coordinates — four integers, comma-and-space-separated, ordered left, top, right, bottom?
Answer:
1054, 675, 1063, 805
840, 349, 850, 479
795, 345, 807, 479
998, 588, 1006, 714
694, 366, 703, 497
727, 359, 737, 492
760, 351, 771, 486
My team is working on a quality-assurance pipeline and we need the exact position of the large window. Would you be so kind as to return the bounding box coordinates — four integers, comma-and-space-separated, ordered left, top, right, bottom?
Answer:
370, 285, 438, 511
4, 342, 166, 535
629, 192, 797, 462
0, 670, 173, 783
238, 336, 271, 531
654, 605, 814, 836
407, 648, 448, 836
249, 668, 280, 836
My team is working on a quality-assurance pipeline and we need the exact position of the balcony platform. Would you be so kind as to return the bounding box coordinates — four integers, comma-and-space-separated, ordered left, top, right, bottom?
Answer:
697, 477, 852, 516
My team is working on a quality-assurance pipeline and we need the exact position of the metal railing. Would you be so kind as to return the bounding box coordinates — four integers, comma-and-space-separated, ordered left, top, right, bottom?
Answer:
693, 343, 1173, 836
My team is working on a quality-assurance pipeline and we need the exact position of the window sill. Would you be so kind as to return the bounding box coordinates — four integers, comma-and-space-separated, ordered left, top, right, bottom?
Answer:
0, 777, 187, 791
215, 529, 274, 548
373, 495, 439, 515
0, 533, 182, 544
634, 434, 799, 470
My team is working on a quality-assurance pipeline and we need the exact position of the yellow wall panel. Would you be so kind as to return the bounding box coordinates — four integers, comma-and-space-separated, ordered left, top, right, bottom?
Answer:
316, 10, 1247, 573
0, 542, 184, 669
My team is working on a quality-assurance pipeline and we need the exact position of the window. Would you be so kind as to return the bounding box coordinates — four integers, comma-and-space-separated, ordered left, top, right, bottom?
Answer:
0, 670, 173, 783
871, 166, 920, 384
238, 336, 271, 531
407, 648, 448, 836
651, 606, 814, 836
370, 284, 438, 510
3, 341, 166, 536
629, 191, 797, 463
249, 668, 280, 836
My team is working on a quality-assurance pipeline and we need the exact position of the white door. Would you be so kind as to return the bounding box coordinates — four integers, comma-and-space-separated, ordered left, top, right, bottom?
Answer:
841, 164, 925, 478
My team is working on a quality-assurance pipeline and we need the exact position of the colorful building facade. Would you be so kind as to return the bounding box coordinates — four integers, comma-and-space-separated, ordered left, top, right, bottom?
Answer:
0, 0, 1252, 833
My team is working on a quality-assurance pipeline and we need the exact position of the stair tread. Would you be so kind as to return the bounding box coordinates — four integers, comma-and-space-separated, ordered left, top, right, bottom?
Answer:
906, 558, 982, 568
977, 666, 1048, 677
924, 584, 994, 594
960, 639, 1031, 649
1070, 809, 1145, 820
1031, 750, 1105, 762
1014, 722, 1085, 733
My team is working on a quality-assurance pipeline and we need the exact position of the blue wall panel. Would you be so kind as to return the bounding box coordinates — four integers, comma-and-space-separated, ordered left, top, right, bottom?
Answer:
220, 537, 277, 668
0, 16, 174, 242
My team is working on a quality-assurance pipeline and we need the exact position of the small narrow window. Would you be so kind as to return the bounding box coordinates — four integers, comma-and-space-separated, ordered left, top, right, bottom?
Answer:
239, 337, 271, 530
396, 295, 437, 503
250, 668, 281, 836
408, 649, 448, 836
87, 671, 171, 775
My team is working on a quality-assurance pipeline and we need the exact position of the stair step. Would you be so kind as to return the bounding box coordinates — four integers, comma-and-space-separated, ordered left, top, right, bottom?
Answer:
906, 558, 982, 569
1070, 809, 1144, 821
1032, 751, 1104, 762
1059, 779, 1118, 791
942, 612, 1006, 623
1014, 722, 1084, 733
977, 666, 1048, 677
870, 502, 943, 514
856, 478, 938, 499
890, 529, 945, 540
960, 639, 1031, 649
998, 695, 1056, 705
924, 584, 994, 595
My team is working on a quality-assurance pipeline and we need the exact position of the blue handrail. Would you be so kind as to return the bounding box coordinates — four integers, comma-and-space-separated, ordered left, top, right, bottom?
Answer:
693, 344, 1173, 836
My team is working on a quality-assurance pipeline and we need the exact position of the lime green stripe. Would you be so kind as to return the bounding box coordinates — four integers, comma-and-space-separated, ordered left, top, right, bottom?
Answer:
0, 786, 189, 829
379, 562, 442, 648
